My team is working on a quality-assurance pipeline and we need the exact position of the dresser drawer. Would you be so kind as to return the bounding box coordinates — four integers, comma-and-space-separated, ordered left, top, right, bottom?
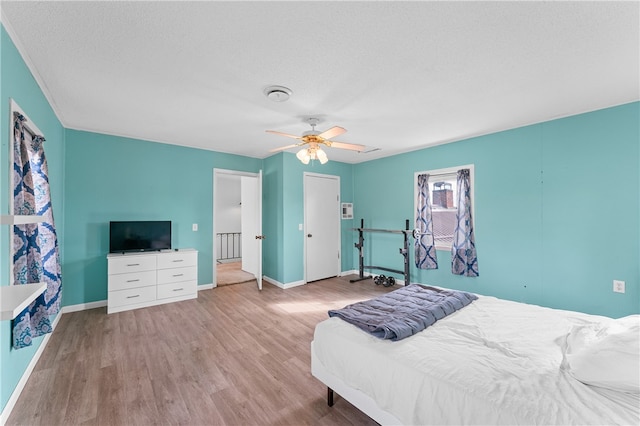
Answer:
108, 285, 156, 308
108, 255, 156, 274
157, 266, 197, 285
109, 270, 156, 291
157, 281, 197, 300
106, 249, 198, 314
157, 251, 197, 269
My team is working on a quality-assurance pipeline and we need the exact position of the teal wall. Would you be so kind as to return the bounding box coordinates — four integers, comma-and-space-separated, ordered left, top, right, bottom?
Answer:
262, 154, 284, 281
263, 151, 354, 284
0, 25, 66, 413
541, 106, 639, 315
63, 130, 261, 306
352, 102, 639, 318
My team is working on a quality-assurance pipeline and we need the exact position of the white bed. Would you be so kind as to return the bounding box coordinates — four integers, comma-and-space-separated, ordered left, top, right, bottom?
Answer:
311, 293, 640, 425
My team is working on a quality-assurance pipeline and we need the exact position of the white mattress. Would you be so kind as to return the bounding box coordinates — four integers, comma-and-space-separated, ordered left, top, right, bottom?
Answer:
312, 295, 640, 425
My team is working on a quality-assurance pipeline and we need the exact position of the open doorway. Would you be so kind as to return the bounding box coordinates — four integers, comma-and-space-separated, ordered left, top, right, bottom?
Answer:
213, 169, 263, 288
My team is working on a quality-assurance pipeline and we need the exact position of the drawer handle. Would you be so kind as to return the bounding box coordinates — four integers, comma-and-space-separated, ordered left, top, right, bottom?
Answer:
173, 288, 184, 292
126, 294, 140, 299
127, 263, 140, 267
172, 259, 184, 263
172, 274, 184, 277
126, 279, 140, 283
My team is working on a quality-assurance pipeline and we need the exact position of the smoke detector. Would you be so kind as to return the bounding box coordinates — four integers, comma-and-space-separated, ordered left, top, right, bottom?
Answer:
264, 85, 292, 102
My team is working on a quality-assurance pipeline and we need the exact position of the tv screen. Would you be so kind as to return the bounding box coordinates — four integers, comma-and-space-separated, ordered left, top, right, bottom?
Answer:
109, 221, 171, 253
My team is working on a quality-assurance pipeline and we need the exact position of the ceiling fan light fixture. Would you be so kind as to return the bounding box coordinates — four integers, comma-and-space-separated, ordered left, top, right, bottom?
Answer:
296, 145, 329, 165
264, 85, 292, 102
316, 148, 328, 164
296, 148, 311, 164
268, 118, 363, 165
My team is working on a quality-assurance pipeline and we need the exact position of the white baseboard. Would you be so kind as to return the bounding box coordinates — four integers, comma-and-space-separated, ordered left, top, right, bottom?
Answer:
264, 272, 388, 290
1, 311, 63, 425
262, 276, 285, 288
282, 280, 306, 289
197, 283, 215, 290
262, 276, 306, 289
61, 300, 106, 314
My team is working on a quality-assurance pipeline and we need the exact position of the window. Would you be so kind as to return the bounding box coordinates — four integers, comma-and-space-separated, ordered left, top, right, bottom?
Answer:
414, 165, 474, 251
9, 98, 62, 348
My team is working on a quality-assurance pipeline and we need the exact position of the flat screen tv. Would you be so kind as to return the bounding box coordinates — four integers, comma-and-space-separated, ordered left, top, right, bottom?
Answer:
109, 221, 171, 253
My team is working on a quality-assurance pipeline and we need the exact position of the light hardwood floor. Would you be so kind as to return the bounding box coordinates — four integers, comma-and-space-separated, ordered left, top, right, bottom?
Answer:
7, 276, 394, 425
216, 261, 255, 286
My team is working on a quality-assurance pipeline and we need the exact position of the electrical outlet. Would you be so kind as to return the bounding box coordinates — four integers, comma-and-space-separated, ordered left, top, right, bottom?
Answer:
192, 223, 198, 232
613, 280, 625, 294
299, 223, 303, 231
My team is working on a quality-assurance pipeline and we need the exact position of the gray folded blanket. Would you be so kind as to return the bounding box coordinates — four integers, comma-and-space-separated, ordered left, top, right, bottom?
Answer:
328, 284, 477, 341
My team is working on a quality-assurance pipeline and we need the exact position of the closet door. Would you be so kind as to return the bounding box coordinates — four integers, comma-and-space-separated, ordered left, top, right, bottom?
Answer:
304, 173, 340, 282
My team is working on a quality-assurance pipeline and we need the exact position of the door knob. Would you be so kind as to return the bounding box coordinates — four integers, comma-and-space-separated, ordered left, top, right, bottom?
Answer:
307, 234, 312, 238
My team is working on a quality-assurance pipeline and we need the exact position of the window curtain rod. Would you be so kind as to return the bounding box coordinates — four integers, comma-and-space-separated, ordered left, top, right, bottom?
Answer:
13, 111, 46, 141
426, 171, 457, 178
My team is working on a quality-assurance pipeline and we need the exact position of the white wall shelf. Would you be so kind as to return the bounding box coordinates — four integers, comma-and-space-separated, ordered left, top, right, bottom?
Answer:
0, 215, 44, 225
1, 282, 47, 321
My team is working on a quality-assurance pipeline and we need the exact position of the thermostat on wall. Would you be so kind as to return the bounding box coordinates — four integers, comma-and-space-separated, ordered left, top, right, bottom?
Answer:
341, 203, 353, 219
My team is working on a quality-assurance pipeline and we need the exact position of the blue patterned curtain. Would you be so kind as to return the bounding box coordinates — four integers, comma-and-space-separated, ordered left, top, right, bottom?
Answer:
451, 169, 479, 276
12, 113, 62, 349
415, 174, 438, 269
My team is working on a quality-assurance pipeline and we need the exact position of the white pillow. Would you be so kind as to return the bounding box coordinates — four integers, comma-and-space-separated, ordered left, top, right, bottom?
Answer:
563, 315, 640, 393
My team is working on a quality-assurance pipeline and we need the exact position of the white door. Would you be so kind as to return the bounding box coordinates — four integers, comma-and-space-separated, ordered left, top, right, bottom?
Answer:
240, 172, 263, 290
304, 174, 340, 282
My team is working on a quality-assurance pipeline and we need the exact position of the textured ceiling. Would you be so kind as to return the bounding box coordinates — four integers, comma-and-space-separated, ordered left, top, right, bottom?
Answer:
2, 1, 638, 163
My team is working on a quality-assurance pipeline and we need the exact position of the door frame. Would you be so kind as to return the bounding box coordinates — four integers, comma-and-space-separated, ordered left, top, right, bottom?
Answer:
303, 172, 341, 283
213, 168, 261, 287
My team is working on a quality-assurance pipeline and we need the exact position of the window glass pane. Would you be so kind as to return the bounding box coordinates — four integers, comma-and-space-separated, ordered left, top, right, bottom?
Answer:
430, 173, 457, 248
415, 166, 474, 252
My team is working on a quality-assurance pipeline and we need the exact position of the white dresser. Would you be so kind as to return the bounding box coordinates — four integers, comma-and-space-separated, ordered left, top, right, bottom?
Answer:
107, 249, 198, 314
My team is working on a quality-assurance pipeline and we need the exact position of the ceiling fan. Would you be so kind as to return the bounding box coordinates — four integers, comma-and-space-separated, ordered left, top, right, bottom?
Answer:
267, 118, 365, 164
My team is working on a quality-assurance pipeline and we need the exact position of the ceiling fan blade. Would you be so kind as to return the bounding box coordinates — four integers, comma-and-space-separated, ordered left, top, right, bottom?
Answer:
266, 130, 302, 140
317, 126, 346, 140
269, 143, 302, 153
328, 141, 366, 152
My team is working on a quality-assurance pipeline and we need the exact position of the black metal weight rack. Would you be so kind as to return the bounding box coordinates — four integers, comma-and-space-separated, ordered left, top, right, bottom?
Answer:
350, 218, 412, 286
